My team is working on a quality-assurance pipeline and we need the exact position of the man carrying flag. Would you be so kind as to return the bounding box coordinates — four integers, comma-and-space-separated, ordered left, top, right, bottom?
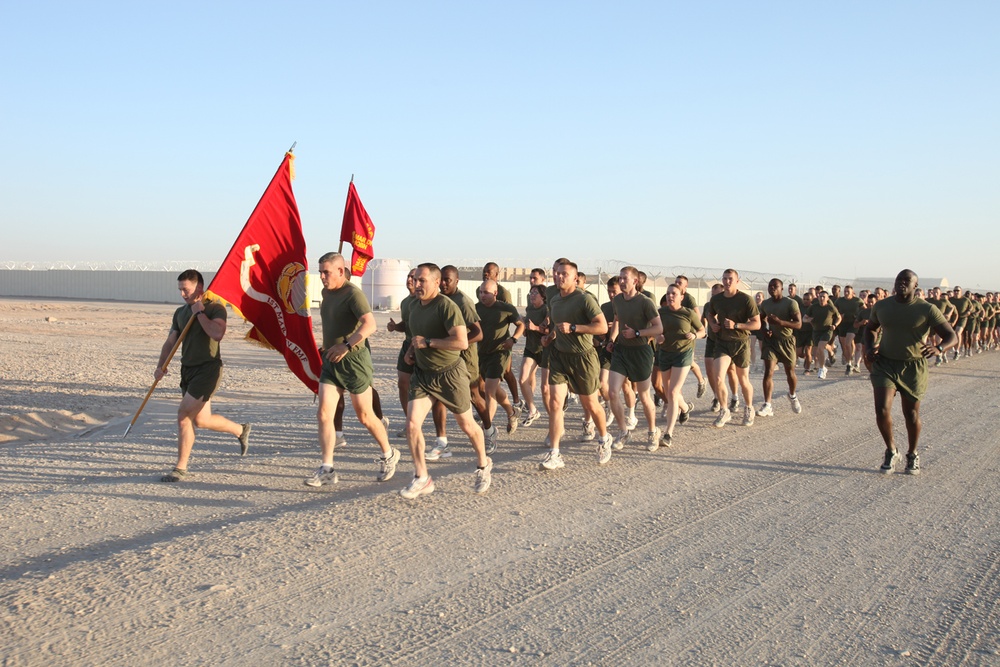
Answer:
155, 269, 250, 482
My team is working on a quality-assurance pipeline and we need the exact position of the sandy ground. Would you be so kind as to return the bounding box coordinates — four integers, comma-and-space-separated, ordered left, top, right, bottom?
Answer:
1, 297, 998, 666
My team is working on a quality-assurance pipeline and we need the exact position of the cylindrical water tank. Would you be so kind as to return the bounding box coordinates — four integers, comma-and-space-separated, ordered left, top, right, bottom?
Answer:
360, 259, 412, 310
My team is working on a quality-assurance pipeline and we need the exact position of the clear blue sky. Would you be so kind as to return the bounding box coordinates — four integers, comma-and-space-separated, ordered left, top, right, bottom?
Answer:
2, 1, 997, 288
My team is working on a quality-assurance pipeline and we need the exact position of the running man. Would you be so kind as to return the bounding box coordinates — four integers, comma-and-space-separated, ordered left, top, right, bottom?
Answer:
154, 269, 250, 482
804, 291, 841, 379
541, 260, 613, 469
864, 270, 957, 475
834, 285, 863, 374
519, 284, 548, 426
476, 279, 524, 433
757, 278, 802, 416
706, 269, 761, 427
306, 252, 398, 487
607, 266, 662, 451
387, 268, 417, 433
400, 263, 493, 497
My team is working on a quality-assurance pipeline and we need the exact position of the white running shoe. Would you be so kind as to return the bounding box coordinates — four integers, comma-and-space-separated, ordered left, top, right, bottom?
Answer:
818, 367, 828, 380
597, 433, 613, 465
625, 415, 639, 431
646, 427, 661, 452
381, 416, 390, 432
789, 395, 802, 414
757, 403, 774, 417
582, 420, 596, 441
521, 409, 541, 427
539, 450, 565, 470
473, 458, 493, 494
335, 435, 347, 447
376, 447, 400, 482
742, 405, 755, 426
305, 465, 338, 487
507, 406, 520, 434
713, 408, 731, 428
612, 430, 629, 450
425, 440, 452, 461
399, 475, 435, 499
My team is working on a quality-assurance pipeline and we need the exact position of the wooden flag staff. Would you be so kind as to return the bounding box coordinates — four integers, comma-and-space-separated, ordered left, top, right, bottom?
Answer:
122, 315, 195, 438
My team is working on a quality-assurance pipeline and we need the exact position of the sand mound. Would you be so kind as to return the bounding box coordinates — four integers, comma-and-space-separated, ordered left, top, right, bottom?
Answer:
0, 409, 112, 444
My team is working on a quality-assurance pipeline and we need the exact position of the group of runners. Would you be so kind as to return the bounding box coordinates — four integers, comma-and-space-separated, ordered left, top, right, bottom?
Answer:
156, 259, 991, 495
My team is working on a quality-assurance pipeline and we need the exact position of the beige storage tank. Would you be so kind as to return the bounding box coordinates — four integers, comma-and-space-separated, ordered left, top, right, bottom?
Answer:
360, 258, 412, 310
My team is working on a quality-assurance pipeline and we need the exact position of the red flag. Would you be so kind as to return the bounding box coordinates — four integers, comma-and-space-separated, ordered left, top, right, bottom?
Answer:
205, 152, 323, 393
340, 181, 375, 276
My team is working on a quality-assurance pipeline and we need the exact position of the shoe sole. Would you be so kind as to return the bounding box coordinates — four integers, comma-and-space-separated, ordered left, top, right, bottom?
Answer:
400, 480, 435, 499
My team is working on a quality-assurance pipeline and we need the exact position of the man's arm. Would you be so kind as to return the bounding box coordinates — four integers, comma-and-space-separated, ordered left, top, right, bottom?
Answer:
923, 321, 959, 358
326, 312, 377, 363
192, 300, 227, 341
154, 329, 180, 380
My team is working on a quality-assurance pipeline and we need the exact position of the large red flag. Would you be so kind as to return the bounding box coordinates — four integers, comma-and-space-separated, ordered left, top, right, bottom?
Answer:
340, 181, 375, 276
205, 151, 323, 393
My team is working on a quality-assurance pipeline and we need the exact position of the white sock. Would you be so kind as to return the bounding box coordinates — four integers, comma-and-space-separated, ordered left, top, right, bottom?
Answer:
435, 436, 448, 446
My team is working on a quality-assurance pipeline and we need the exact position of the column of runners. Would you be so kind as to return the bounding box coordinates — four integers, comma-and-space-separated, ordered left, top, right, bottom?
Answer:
157, 261, 991, 491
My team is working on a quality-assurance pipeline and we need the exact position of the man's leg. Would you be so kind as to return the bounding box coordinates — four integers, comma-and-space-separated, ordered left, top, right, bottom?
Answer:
899, 394, 922, 456
664, 366, 691, 436
579, 391, 608, 438
349, 386, 392, 456
502, 356, 521, 405
316, 383, 342, 466
520, 357, 539, 416
635, 378, 656, 432
872, 385, 897, 451
783, 361, 798, 398
607, 371, 629, 442
454, 409, 489, 467
396, 370, 411, 420
761, 358, 776, 404
735, 366, 754, 409
546, 381, 568, 449
713, 355, 732, 409
406, 396, 434, 479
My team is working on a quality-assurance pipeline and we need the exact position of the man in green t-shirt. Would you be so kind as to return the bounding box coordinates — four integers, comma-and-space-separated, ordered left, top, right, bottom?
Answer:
482, 261, 522, 408
305, 252, 398, 488
757, 278, 802, 417
541, 260, 613, 469
476, 279, 524, 436
675, 275, 708, 399
607, 266, 662, 450
706, 269, 761, 428
599, 278, 636, 428
154, 269, 250, 482
834, 285, 863, 374
864, 269, 957, 475
948, 286, 972, 360
804, 291, 841, 380
400, 263, 493, 498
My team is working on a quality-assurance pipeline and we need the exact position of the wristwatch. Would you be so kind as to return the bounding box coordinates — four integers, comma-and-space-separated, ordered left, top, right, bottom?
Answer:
570, 324, 577, 333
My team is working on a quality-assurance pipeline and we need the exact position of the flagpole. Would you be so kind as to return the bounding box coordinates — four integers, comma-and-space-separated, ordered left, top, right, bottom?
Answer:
338, 174, 354, 256
122, 316, 195, 438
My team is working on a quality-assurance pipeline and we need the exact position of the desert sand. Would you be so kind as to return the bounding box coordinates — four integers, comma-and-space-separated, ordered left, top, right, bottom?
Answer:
1, 297, 998, 666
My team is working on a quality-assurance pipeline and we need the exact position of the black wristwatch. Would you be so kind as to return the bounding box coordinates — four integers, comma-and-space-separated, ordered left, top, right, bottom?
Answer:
570, 324, 577, 333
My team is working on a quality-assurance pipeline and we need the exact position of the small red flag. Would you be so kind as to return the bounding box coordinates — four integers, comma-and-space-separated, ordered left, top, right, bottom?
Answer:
206, 152, 323, 393
340, 181, 375, 276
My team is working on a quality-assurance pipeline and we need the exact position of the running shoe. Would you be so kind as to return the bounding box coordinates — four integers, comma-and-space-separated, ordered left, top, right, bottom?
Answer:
742, 405, 755, 426
625, 415, 639, 431
696, 380, 708, 398
507, 406, 520, 434
845, 365, 853, 376
659, 431, 673, 448
425, 440, 452, 461
729, 396, 739, 412
521, 409, 541, 427
904, 452, 921, 475
788, 395, 802, 414
713, 408, 731, 428
381, 416, 390, 432
597, 433, 613, 465
818, 367, 828, 380
678, 402, 694, 424
377, 447, 400, 482
238, 423, 251, 456
399, 475, 435, 499
539, 450, 565, 470
880, 449, 900, 474
612, 430, 630, 451
582, 420, 596, 441
646, 427, 661, 452
710, 398, 720, 413
474, 458, 493, 494
395, 429, 407, 439
757, 403, 774, 417
336, 434, 347, 447
484, 425, 498, 455
305, 465, 338, 487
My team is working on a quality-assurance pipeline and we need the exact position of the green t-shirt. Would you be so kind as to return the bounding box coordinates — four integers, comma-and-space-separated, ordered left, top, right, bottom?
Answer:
476, 300, 520, 355
658, 306, 703, 353
950, 295, 972, 318
611, 293, 659, 347
759, 297, 800, 340
524, 303, 547, 354
320, 283, 371, 349
399, 294, 416, 343
807, 302, 840, 332
496, 283, 512, 304
172, 300, 227, 367
834, 296, 862, 327
549, 288, 603, 354
871, 297, 948, 361
409, 294, 466, 372
447, 289, 480, 328
600, 301, 616, 345
708, 291, 759, 342
855, 306, 874, 329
